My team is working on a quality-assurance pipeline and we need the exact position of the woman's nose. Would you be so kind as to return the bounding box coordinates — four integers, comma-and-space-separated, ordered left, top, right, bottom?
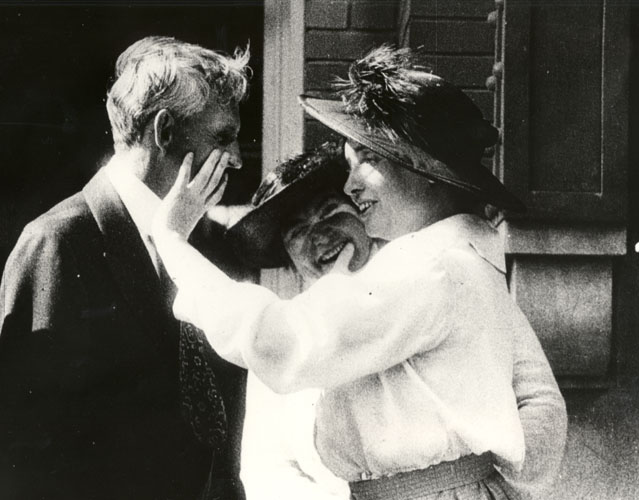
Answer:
344, 167, 363, 197
310, 226, 333, 248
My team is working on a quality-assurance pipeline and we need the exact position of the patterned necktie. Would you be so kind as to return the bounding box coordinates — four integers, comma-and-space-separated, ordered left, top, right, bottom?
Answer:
154, 247, 228, 451
178, 322, 228, 451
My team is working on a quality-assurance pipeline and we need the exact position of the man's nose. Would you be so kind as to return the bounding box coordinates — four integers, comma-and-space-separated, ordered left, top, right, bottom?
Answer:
225, 141, 242, 170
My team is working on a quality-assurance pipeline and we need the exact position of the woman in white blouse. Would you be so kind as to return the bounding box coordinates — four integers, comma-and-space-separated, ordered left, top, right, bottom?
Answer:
231, 144, 565, 500
152, 46, 566, 499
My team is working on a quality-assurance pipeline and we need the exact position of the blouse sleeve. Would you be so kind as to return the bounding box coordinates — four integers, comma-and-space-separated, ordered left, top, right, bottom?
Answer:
164, 232, 453, 393
498, 323, 567, 499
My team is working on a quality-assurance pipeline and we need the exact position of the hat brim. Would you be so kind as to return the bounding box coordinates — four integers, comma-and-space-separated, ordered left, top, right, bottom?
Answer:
299, 95, 525, 212
226, 163, 347, 269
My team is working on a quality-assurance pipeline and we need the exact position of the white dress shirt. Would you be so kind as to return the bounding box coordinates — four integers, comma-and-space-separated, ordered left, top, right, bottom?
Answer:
163, 213, 530, 482
105, 159, 162, 274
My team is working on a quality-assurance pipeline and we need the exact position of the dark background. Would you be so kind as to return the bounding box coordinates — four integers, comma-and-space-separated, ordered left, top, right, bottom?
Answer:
0, 1, 264, 274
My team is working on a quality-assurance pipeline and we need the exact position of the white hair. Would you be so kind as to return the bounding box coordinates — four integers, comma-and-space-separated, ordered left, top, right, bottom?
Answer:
106, 36, 250, 148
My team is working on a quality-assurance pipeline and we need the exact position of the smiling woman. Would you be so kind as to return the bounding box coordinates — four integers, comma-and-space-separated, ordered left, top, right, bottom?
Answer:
225, 142, 366, 273
282, 189, 371, 282
150, 44, 565, 500
343, 140, 437, 240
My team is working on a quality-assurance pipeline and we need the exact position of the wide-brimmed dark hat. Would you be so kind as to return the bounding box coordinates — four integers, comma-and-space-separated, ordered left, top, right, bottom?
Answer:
299, 45, 524, 212
226, 142, 349, 269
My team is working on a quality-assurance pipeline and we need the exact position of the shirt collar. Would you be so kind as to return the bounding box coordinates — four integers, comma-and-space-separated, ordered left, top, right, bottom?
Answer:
104, 157, 161, 240
422, 213, 507, 274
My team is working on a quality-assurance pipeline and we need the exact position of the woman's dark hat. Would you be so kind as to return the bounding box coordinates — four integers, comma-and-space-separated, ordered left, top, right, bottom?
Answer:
226, 142, 349, 269
298, 45, 525, 212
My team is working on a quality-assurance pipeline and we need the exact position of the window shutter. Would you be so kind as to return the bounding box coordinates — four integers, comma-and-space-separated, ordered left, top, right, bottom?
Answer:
397, 0, 630, 382
500, 0, 629, 222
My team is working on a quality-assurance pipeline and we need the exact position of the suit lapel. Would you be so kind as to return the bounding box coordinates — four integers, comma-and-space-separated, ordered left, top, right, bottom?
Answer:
82, 168, 175, 339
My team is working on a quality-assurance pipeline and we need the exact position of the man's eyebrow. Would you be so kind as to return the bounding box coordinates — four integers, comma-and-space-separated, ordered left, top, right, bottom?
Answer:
213, 124, 240, 137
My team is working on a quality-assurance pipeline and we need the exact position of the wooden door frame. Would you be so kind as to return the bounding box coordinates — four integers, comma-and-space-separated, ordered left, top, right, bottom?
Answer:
260, 0, 305, 296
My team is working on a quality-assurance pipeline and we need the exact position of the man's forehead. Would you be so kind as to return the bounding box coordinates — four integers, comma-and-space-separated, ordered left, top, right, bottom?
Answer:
201, 100, 240, 129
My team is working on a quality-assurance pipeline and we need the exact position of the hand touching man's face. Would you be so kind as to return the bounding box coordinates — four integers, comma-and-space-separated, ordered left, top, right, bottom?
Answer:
179, 100, 242, 179
281, 189, 372, 284
152, 99, 244, 201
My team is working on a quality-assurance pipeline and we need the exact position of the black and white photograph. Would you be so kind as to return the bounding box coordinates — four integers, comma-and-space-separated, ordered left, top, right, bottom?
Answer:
0, 1, 636, 499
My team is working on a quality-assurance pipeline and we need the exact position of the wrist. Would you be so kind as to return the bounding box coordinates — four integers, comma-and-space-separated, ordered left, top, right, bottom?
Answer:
152, 226, 187, 251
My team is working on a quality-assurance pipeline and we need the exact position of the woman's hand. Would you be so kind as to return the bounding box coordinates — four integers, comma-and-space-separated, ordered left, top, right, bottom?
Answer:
329, 243, 355, 275
153, 149, 231, 241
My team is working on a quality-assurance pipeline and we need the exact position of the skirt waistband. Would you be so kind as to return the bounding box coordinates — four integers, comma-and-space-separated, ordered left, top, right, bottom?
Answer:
349, 453, 494, 500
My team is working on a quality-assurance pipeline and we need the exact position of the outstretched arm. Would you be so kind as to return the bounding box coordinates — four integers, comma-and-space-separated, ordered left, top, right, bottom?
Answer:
152, 150, 453, 393
154, 225, 451, 393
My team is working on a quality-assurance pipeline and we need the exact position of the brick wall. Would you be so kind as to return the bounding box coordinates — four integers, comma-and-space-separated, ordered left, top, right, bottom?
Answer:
303, 0, 497, 149
403, 0, 498, 160
304, 0, 400, 148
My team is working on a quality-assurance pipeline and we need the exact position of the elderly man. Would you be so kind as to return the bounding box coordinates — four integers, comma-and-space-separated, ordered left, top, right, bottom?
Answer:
227, 143, 566, 500
0, 36, 249, 500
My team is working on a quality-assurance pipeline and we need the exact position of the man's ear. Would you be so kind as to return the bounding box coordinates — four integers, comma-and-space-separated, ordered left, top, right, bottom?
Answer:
153, 109, 174, 153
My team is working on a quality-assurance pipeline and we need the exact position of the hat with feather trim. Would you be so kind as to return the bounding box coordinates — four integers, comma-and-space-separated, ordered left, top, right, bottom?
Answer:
298, 45, 524, 212
226, 142, 349, 269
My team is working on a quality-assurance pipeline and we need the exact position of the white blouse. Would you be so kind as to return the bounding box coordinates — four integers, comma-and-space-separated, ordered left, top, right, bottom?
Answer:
162, 213, 527, 481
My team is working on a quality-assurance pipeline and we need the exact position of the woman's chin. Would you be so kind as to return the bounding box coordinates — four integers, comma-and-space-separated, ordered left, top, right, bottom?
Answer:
364, 223, 385, 241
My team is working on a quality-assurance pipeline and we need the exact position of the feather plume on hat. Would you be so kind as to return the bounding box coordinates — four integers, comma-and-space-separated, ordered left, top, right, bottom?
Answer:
334, 45, 427, 142
297, 45, 526, 212
334, 44, 499, 167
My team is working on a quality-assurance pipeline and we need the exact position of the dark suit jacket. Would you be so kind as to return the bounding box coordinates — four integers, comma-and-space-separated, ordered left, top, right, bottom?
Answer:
0, 169, 245, 500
